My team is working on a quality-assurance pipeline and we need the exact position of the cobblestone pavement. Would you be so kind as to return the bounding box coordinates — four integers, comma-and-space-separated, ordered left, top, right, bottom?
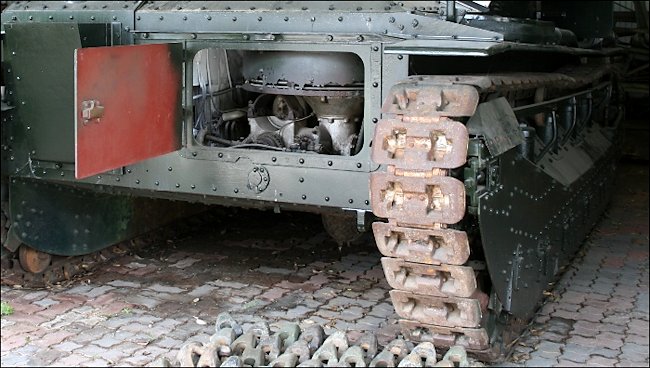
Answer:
0, 162, 648, 367
505, 162, 649, 367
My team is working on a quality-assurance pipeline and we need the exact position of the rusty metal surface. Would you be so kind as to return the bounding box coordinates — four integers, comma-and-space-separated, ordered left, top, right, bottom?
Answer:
75, 43, 183, 179
371, 118, 469, 170
370, 174, 466, 226
169, 312, 485, 367
399, 320, 490, 352
372, 223, 470, 265
390, 290, 482, 328
389, 72, 608, 94
382, 82, 479, 118
371, 76, 483, 355
381, 258, 477, 298
371, 68, 620, 358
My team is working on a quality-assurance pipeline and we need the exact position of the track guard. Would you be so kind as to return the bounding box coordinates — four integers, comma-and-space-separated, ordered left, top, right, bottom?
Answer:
9, 178, 201, 256
478, 126, 619, 318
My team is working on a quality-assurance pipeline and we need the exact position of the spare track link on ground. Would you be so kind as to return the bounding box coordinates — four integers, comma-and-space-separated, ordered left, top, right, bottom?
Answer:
164, 312, 485, 367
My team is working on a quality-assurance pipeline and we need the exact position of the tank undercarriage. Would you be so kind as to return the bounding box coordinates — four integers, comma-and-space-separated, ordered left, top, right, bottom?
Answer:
1, 63, 621, 363
0, 1, 625, 364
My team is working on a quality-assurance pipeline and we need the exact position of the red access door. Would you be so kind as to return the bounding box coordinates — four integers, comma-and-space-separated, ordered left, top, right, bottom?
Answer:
75, 43, 183, 179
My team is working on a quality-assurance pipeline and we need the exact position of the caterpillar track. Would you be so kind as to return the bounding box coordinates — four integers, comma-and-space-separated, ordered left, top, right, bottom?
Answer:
369, 65, 619, 361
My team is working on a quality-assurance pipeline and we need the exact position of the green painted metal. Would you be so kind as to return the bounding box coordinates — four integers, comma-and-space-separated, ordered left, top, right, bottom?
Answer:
1, 1, 621, 215
9, 178, 202, 256
134, 1, 502, 41
4, 23, 81, 163
0, 1, 139, 33
0, 1, 625, 274
478, 122, 620, 317
78, 23, 115, 47
4, 35, 385, 212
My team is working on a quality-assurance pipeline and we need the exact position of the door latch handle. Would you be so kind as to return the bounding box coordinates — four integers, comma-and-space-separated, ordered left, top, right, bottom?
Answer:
81, 99, 104, 123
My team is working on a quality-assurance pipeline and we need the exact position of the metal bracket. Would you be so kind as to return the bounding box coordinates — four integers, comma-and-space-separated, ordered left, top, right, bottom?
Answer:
110, 22, 123, 46
487, 158, 500, 190
2, 225, 22, 252
355, 210, 367, 232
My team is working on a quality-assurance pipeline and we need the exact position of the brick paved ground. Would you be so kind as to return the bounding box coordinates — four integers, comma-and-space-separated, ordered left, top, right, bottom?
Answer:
0, 162, 647, 367
505, 162, 649, 367
1, 210, 400, 367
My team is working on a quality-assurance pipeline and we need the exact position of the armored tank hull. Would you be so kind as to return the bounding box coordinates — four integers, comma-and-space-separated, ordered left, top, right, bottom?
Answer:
1, 1, 624, 360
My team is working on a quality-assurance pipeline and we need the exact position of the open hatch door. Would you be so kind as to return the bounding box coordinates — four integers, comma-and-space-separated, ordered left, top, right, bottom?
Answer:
75, 43, 183, 179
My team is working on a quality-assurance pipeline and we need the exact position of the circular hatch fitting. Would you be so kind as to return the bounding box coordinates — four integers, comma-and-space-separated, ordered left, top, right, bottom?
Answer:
247, 166, 270, 193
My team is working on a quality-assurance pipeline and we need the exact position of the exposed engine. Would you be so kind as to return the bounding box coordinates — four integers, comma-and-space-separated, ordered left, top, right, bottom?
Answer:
193, 50, 364, 156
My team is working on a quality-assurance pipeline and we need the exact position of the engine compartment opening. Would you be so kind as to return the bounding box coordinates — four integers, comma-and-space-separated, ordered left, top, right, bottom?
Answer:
192, 49, 365, 156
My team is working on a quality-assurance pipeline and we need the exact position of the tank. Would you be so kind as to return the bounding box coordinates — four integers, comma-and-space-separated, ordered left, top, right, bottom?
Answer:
0, 1, 625, 361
